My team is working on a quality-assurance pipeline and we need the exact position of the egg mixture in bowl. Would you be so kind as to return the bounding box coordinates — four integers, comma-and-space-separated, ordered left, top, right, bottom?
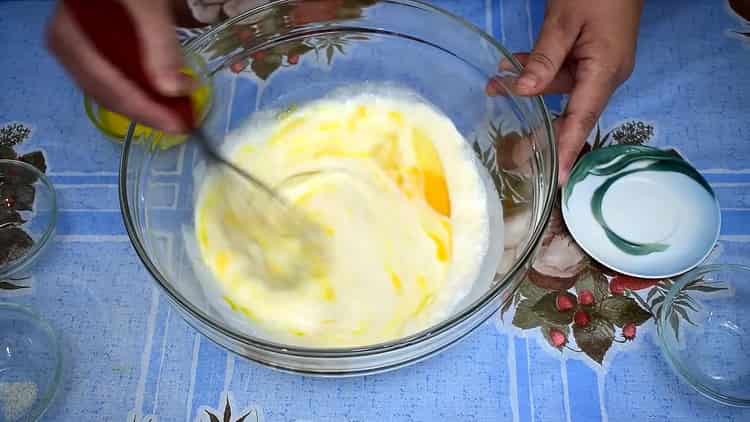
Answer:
193, 88, 500, 347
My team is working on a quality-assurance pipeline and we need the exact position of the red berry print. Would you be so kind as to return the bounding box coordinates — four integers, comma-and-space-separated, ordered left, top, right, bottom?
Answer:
251, 50, 267, 61
578, 289, 595, 306
610, 275, 658, 295
287, 54, 300, 65
549, 328, 567, 349
236, 28, 253, 42
555, 292, 577, 312
609, 277, 626, 295
574, 310, 591, 327
230, 60, 248, 74
623, 322, 637, 340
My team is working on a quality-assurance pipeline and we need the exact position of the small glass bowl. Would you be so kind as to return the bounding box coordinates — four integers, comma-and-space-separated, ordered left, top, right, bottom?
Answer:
0, 303, 64, 421
657, 264, 750, 407
83, 94, 210, 150
0, 159, 57, 280
83, 56, 213, 149
83, 95, 155, 143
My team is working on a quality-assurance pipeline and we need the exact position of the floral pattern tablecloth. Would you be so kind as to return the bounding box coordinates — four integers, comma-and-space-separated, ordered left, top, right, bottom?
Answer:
1, 0, 750, 420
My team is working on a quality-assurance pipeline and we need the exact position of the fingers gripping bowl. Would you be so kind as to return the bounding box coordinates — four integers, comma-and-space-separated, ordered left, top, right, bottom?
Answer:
119, 0, 556, 375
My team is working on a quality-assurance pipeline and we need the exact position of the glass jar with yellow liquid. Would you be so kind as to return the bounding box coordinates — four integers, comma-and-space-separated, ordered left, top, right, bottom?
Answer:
83, 62, 212, 150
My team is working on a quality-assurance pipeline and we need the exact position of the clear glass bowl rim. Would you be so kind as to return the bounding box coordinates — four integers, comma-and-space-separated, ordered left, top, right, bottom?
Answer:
83, 95, 123, 141
0, 159, 58, 279
656, 263, 750, 407
119, 0, 558, 357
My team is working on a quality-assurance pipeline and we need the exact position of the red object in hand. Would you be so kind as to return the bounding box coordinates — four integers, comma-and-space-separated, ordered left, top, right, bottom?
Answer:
63, 0, 196, 129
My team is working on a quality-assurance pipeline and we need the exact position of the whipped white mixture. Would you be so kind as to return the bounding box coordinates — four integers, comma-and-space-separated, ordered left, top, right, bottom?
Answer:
194, 87, 496, 347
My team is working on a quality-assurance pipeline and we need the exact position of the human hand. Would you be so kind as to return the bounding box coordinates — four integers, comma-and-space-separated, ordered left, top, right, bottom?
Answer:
511, 0, 643, 184
46, 0, 192, 133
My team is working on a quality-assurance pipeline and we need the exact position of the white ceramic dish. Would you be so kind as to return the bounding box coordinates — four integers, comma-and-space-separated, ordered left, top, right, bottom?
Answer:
562, 145, 720, 279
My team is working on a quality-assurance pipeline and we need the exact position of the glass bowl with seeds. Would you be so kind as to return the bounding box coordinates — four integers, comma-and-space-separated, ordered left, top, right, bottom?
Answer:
0, 302, 63, 421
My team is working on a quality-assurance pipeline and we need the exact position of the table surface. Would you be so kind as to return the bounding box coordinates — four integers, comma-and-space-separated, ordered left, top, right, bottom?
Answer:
2, 0, 750, 421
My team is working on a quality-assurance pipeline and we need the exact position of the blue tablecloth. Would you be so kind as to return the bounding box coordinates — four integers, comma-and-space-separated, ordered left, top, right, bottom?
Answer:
1, 0, 750, 420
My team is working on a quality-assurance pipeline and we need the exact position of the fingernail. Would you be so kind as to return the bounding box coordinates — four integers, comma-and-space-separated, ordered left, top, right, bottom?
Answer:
156, 71, 190, 96
516, 74, 538, 90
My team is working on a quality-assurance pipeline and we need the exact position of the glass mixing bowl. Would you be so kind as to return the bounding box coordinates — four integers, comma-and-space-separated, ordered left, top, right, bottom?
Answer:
120, 0, 556, 375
